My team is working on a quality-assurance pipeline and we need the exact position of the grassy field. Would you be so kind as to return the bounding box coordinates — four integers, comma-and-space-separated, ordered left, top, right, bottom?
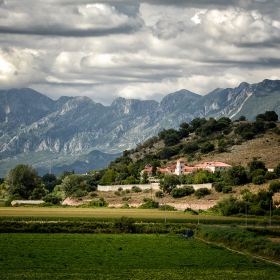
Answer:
0, 233, 279, 280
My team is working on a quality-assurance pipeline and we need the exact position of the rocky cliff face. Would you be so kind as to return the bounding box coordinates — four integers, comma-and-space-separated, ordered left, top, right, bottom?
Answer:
0, 79, 279, 176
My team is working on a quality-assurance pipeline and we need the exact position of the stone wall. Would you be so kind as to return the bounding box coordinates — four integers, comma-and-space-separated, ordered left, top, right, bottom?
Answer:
97, 183, 160, 192
98, 183, 213, 191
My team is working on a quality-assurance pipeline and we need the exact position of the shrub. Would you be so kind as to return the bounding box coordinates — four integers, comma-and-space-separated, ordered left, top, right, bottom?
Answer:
182, 142, 199, 154
194, 188, 211, 198
269, 181, 280, 193
250, 169, 265, 180
118, 187, 123, 191
222, 186, 232, 193
252, 175, 266, 185
170, 186, 194, 198
73, 189, 87, 198
216, 196, 246, 216
88, 198, 108, 207
114, 191, 121, 196
184, 208, 198, 215
120, 203, 130, 209
214, 182, 225, 192
114, 216, 135, 233
155, 190, 163, 198
122, 196, 131, 201
264, 171, 277, 180
132, 186, 142, 193
201, 142, 215, 153
43, 194, 62, 205
159, 204, 177, 211
138, 199, 159, 209
265, 122, 276, 129
274, 163, 280, 178
90, 192, 97, 197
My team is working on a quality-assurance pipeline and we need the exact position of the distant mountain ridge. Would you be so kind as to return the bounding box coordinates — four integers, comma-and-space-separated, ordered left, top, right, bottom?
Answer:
0, 79, 280, 176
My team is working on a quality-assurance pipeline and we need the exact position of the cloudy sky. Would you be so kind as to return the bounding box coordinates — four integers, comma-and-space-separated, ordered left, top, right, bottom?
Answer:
0, 0, 280, 105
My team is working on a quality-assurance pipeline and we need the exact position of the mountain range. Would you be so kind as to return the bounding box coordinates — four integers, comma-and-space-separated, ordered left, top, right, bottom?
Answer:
0, 79, 280, 176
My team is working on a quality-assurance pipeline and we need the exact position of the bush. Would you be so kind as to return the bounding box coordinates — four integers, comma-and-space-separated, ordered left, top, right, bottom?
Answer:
114, 216, 135, 233
201, 142, 215, 153
73, 189, 88, 198
122, 196, 131, 201
155, 191, 164, 198
252, 175, 266, 185
269, 181, 280, 193
118, 187, 123, 191
170, 186, 195, 198
222, 186, 232, 193
184, 208, 198, 215
43, 194, 62, 205
182, 142, 199, 154
158, 204, 177, 211
214, 182, 225, 192
120, 203, 130, 209
88, 198, 108, 207
264, 171, 277, 180
138, 199, 159, 209
132, 186, 142, 193
114, 191, 121, 196
90, 192, 97, 197
194, 188, 211, 198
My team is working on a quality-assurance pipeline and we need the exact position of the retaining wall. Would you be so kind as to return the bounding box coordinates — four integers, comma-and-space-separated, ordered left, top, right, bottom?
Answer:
98, 183, 213, 192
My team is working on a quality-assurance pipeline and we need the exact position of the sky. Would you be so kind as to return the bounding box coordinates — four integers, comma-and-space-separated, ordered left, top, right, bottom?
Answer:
0, 0, 280, 105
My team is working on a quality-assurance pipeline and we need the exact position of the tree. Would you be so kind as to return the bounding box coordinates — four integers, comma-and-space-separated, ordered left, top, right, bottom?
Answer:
164, 133, 180, 147
274, 163, 280, 178
264, 111, 278, 122
238, 115, 246, 121
223, 165, 248, 186
194, 188, 211, 198
59, 174, 84, 197
141, 171, 149, 184
99, 169, 117, 185
5, 164, 46, 199
216, 196, 246, 216
160, 174, 180, 194
182, 142, 199, 154
42, 173, 61, 192
170, 185, 194, 198
218, 139, 227, 153
201, 142, 214, 154
248, 159, 267, 173
269, 181, 280, 193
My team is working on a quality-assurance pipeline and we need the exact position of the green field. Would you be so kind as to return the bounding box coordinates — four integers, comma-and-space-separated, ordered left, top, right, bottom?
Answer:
0, 207, 264, 224
1, 233, 279, 280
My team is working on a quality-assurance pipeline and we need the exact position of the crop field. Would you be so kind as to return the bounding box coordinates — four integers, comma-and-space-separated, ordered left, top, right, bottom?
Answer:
0, 207, 263, 225
1, 233, 279, 280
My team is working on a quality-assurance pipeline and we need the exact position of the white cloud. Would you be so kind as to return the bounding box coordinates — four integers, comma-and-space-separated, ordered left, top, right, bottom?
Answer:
0, 1, 279, 105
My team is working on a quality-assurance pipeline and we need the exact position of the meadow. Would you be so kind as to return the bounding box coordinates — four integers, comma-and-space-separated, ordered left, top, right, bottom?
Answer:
1, 233, 280, 280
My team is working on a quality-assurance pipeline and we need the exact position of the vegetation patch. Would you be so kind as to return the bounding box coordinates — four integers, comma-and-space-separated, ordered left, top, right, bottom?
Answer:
0, 233, 279, 279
